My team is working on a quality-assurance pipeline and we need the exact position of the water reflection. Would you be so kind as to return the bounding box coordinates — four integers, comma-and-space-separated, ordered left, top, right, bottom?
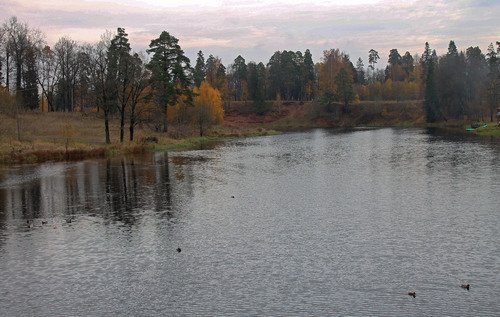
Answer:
0, 152, 200, 227
0, 129, 499, 316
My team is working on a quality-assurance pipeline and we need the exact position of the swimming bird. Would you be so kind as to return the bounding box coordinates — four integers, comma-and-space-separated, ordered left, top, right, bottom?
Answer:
231, 195, 235, 198
408, 291, 416, 298
461, 284, 470, 290
177, 247, 182, 253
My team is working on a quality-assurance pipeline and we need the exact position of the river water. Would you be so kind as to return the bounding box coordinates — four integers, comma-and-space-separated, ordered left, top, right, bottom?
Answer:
0, 128, 499, 316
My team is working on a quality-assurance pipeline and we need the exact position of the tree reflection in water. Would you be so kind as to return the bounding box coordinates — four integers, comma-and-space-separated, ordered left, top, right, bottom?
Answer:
0, 151, 197, 228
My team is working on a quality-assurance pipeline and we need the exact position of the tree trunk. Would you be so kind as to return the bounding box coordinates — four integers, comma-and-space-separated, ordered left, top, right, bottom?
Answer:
129, 116, 135, 141
6, 52, 10, 91
16, 61, 22, 91
343, 99, 350, 113
70, 86, 74, 112
120, 110, 125, 143
16, 101, 21, 141
162, 106, 168, 133
104, 109, 111, 144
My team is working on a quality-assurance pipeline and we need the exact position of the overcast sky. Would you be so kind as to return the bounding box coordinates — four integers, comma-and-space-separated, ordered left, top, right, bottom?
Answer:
1, 0, 498, 67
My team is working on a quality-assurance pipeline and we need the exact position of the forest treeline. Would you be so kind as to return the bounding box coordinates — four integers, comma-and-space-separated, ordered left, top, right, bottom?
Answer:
0, 16, 499, 143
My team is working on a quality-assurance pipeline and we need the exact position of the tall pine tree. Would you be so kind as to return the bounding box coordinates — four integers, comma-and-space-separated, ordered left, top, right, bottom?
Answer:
193, 50, 205, 88
422, 42, 439, 122
229, 55, 247, 101
147, 31, 193, 132
108, 27, 132, 142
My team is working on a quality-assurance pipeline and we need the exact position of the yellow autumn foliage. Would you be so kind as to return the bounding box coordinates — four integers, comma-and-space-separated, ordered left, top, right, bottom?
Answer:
193, 81, 224, 124
167, 81, 224, 135
192, 81, 224, 136
167, 94, 191, 125
359, 79, 422, 101
39, 95, 49, 112
317, 49, 355, 94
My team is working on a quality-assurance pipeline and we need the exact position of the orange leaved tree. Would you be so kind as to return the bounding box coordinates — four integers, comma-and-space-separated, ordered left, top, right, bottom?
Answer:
192, 81, 224, 136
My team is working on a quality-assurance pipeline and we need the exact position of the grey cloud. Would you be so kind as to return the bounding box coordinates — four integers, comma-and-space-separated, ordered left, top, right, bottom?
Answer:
468, 0, 499, 8
0, 0, 498, 66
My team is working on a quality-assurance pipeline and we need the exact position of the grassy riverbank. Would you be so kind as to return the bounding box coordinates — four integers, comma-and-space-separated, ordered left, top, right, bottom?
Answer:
0, 112, 278, 164
425, 120, 500, 136
1, 100, 497, 165
474, 124, 500, 136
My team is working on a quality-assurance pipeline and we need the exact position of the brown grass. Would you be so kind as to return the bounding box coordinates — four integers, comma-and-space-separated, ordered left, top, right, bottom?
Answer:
0, 111, 279, 164
0, 112, 154, 164
0, 101, 427, 165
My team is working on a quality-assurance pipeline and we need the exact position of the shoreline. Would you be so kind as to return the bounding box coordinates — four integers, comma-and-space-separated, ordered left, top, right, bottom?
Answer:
2, 123, 498, 166
0, 129, 280, 165
1, 105, 498, 165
